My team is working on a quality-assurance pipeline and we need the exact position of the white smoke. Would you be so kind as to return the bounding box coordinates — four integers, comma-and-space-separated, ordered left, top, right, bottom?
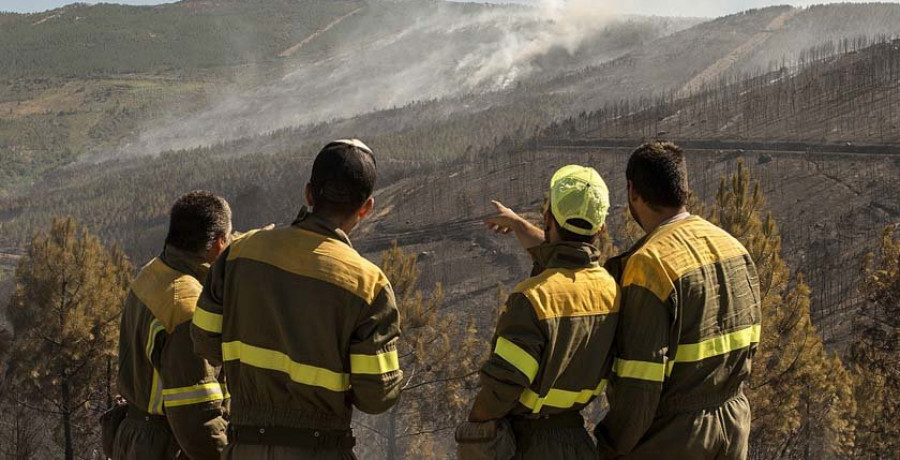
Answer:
118, 0, 634, 157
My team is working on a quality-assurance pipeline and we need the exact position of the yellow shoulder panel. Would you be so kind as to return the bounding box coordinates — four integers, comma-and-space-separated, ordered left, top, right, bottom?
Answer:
131, 259, 202, 333
514, 267, 619, 321
227, 227, 389, 305
623, 217, 749, 301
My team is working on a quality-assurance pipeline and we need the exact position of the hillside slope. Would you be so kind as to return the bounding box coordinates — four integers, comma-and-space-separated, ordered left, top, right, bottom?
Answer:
125, 3, 900, 160
4, 6, 900, 257
0, 0, 363, 77
545, 38, 900, 144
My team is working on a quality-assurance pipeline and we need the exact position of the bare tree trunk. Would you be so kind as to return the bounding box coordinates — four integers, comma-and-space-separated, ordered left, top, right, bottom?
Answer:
107, 356, 113, 409
61, 378, 73, 460
387, 403, 399, 460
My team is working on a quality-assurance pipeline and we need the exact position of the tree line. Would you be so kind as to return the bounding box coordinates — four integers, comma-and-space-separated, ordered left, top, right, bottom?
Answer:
0, 163, 896, 459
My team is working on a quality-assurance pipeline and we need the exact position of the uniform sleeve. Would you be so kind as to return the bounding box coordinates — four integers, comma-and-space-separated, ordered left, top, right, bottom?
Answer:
596, 254, 677, 458
470, 293, 544, 420
159, 322, 228, 460
349, 284, 403, 415
193, 248, 229, 366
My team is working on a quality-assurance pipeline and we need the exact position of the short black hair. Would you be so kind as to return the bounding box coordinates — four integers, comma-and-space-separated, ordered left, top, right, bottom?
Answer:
626, 141, 690, 209
165, 191, 232, 254
309, 140, 377, 216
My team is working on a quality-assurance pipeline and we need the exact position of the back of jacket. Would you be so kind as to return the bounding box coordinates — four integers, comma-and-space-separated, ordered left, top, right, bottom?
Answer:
597, 215, 761, 455
474, 243, 619, 419
192, 210, 402, 431
117, 246, 228, 460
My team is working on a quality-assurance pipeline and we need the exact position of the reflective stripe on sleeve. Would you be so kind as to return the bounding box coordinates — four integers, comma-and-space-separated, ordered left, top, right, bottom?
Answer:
674, 324, 761, 363
350, 350, 400, 375
613, 358, 667, 383
192, 306, 223, 334
163, 383, 225, 408
148, 370, 164, 415
666, 324, 761, 376
494, 337, 540, 383
519, 380, 607, 413
222, 341, 350, 392
145, 319, 165, 361
145, 319, 166, 415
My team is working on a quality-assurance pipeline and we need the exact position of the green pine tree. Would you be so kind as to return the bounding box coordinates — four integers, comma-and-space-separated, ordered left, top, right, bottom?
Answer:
852, 224, 900, 458
710, 161, 855, 459
5, 217, 132, 460
355, 242, 485, 459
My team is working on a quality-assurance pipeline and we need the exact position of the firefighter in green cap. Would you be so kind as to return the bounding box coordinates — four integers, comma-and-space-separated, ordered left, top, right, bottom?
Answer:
459, 165, 619, 459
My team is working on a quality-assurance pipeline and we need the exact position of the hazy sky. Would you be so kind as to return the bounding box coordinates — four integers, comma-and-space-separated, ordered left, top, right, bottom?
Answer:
0, 0, 888, 17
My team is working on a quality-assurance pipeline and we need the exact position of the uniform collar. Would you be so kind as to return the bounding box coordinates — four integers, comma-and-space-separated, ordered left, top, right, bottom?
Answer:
292, 206, 354, 248
159, 244, 210, 281
605, 213, 694, 282
528, 241, 602, 271
658, 211, 691, 228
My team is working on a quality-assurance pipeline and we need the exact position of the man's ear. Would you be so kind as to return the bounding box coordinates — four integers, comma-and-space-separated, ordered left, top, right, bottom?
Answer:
205, 235, 229, 263
358, 197, 375, 219
543, 209, 554, 228
217, 235, 228, 252
305, 184, 315, 207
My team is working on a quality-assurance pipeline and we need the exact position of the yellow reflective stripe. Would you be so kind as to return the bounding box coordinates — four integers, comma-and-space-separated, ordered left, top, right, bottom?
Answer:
350, 350, 400, 375
145, 319, 166, 415
494, 337, 539, 383
613, 358, 666, 383
673, 325, 761, 363
222, 341, 349, 392
163, 383, 225, 408
192, 306, 223, 334
145, 319, 165, 361
519, 380, 607, 413
148, 370, 164, 415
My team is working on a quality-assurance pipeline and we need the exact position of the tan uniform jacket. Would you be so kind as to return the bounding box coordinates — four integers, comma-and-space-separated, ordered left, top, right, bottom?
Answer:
192, 208, 402, 431
116, 245, 228, 460
472, 242, 619, 419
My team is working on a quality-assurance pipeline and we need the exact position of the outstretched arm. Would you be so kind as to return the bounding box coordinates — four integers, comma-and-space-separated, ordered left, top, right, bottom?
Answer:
484, 200, 545, 250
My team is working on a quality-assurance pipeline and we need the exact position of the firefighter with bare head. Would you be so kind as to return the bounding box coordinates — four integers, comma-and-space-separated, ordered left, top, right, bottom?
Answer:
595, 142, 760, 459
192, 139, 402, 459
113, 191, 232, 459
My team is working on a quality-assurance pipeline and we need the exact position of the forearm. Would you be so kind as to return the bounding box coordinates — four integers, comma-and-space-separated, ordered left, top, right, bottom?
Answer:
512, 217, 545, 250
596, 380, 662, 456
191, 320, 223, 366
468, 375, 524, 422
167, 404, 228, 460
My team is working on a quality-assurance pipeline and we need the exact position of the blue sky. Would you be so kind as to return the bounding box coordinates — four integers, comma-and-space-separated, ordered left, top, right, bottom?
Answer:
0, 0, 885, 17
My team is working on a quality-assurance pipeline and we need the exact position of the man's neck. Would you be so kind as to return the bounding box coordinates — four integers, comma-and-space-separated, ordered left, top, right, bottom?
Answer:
313, 211, 355, 235
642, 207, 689, 234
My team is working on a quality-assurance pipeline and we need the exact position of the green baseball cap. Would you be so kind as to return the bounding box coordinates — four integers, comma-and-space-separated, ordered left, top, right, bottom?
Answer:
549, 165, 610, 236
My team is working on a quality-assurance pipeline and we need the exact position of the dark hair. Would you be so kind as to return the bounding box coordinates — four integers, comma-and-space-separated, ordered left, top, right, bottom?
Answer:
309, 140, 377, 216
557, 219, 598, 244
626, 141, 690, 209
545, 210, 598, 244
165, 191, 232, 254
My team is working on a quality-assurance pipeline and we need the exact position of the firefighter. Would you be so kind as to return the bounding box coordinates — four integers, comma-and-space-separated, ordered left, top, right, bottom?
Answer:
192, 139, 401, 459
594, 142, 761, 459
113, 191, 232, 460
462, 165, 618, 459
